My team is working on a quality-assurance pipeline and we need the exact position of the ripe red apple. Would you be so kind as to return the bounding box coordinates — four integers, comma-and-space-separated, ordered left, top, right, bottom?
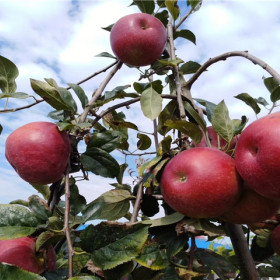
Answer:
235, 112, 280, 201
110, 13, 167, 67
5, 122, 71, 185
160, 147, 242, 219
221, 188, 280, 224
196, 126, 238, 153
271, 223, 280, 256
0, 237, 56, 274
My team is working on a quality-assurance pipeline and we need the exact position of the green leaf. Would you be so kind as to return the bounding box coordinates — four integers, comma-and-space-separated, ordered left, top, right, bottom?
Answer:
0, 204, 40, 227
30, 79, 71, 111
195, 249, 236, 280
137, 133, 152, 150
180, 61, 201, 74
165, 0, 180, 20
157, 58, 184, 67
263, 76, 279, 93
69, 183, 87, 216
187, 0, 201, 9
158, 135, 172, 155
0, 55, 18, 93
47, 110, 71, 121
91, 224, 149, 270
271, 87, 280, 102
0, 263, 46, 280
82, 189, 132, 222
68, 83, 89, 109
57, 87, 78, 113
35, 231, 64, 251
56, 122, 75, 131
184, 102, 206, 132
81, 147, 120, 178
102, 24, 114, 32
116, 163, 128, 185
0, 92, 31, 99
211, 100, 234, 143
28, 195, 51, 222
0, 226, 37, 240
132, 0, 155, 14
158, 100, 179, 135
174, 29, 196, 45
155, 10, 169, 26
140, 86, 162, 120
95, 52, 116, 59
103, 261, 134, 280
258, 266, 280, 278
138, 156, 162, 177
136, 243, 169, 270
142, 212, 184, 227
232, 116, 248, 136
256, 96, 269, 107
195, 98, 217, 122
87, 130, 122, 153
234, 93, 261, 114
164, 119, 202, 144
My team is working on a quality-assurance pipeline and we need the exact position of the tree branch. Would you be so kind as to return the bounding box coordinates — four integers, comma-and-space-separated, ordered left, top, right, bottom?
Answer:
0, 99, 44, 113
66, 60, 118, 90
63, 166, 74, 278
225, 223, 260, 280
186, 50, 280, 90
167, 17, 185, 119
80, 60, 123, 123
130, 180, 143, 224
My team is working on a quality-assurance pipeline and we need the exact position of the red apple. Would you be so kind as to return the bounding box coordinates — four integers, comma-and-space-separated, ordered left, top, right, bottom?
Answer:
0, 237, 56, 274
235, 112, 280, 201
110, 13, 167, 67
196, 126, 238, 153
221, 188, 280, 224
5, 122, 71, 185
271, 223, 280, 255
160, 147, 242, 219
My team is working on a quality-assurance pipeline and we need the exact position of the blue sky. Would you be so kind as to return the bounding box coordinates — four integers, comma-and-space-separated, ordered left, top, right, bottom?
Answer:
0, 0, 280, 205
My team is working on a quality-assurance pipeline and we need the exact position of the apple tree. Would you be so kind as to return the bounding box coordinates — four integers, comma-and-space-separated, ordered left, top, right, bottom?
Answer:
1, 1, 280, 280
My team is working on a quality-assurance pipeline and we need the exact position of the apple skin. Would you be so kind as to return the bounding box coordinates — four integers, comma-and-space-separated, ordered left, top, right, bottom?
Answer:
221, 188, 280, 224
235, 112, 280, 201
0, 237, 55, 274
196, 126, 238, 153
5, 122, 71, 185
160, 147, 242, 219
110, 13, 167, 67
271, 223, 280, 256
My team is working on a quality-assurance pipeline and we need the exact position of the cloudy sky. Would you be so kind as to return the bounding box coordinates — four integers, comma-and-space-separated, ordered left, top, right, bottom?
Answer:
0, 0, 280, 206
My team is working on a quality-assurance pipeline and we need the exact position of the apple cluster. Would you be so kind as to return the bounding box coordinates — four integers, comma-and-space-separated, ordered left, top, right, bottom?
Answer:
161, 112, 280, 225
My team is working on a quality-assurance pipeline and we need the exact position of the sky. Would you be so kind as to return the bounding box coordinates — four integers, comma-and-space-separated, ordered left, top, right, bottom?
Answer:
0, 0, 280, 209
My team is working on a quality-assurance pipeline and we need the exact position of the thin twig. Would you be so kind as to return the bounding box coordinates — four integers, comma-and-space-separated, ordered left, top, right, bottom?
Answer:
130, 180, 143, 224
0, 99, 44, 113
80, 60, 123, 123
66, 60, 118, 90
186, 50, 280, 90
167, 16, 185, 119
63, 166, 74, 278
175, 2, 199, 30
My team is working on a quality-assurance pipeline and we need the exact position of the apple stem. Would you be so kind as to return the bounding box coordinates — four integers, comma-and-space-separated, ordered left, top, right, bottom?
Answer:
225, 223, 260, 280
